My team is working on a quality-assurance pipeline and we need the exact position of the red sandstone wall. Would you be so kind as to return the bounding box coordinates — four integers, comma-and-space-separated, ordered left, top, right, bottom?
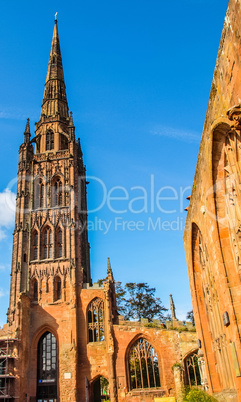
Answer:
184, 0, 241, 399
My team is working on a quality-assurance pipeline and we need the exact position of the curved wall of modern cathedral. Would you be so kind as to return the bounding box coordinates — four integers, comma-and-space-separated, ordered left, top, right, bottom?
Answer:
0, 18, 198, 402
184, 0, 241, 401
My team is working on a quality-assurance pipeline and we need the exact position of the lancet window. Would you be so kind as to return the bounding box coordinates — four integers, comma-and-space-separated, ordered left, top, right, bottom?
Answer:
52, 178, 63, 207
37, 332, 57, 400
54, 276, 62, 301
56, 229, 63, 258
46, 130, 54, 151
32, 230, 39, 261
43, 227, 53, 259
128, 338, 160, 390
192, 223, 235, 389
34, 179, 45, 209
184, 351, 201, 387
87, 298, 104, 342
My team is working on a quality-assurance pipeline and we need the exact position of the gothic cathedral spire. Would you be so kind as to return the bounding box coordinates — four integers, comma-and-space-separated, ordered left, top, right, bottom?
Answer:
41, 19, 68, 120
8, 19, 91, 327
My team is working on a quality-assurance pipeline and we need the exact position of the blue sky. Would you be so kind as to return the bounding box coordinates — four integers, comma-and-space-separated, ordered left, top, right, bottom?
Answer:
0, 0, 229, 325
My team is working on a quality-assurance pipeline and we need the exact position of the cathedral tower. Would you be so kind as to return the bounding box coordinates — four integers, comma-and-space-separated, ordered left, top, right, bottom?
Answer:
8, 19, 90, 324
7, 19, 92, 401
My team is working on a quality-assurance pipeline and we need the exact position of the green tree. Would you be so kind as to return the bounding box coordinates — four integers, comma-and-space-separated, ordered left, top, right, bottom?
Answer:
186, 310, 195, 326
121, 282, 167, 322
97, 279, 167, 322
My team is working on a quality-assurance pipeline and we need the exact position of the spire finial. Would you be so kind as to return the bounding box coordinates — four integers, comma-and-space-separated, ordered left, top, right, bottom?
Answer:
24, 118, 31, 143
55, 12, 58, 21
41, 15, 69, 121
107, 257, 114, 281
69, 111, 74, 126
170, 294, 177, 320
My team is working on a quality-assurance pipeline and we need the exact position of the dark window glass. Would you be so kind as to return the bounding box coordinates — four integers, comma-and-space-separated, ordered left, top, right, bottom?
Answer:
37, 332, 57, 400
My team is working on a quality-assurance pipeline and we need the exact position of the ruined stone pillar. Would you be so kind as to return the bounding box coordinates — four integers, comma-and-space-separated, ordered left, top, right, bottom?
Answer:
173, 365, 184, 402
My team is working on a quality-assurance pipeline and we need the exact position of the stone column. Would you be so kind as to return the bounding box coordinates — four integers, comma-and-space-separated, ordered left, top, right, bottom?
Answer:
173, 365, 184, 402
198, 349, 209, 391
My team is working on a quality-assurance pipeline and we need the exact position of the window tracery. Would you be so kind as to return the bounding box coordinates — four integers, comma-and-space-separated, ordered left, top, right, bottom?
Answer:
193, 225, 234, 389
43, 227, 53, 259
184, 351, 201, 387
52, 178, 63, 207
46, 130, 54, 151
56, 228, 63, 258
128, 338, 160, 390
34, 179, 45, 209
37, 332, 57, 400
32, 230, 39, 261
87, 298, 104, 342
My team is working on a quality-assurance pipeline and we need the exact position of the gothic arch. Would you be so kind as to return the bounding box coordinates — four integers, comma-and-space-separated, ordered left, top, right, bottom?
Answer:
89, 375, 110, 402
183, 349, 201, 387
51, 175, 63, 207
191, 222, 234, 390
41, 225, 53, 260
212, 122, 241, 277
46, 129, 54, 151
53, 275, 62, 301
125, 336, 161, 391
30, 277, 39, 302
87, 297, 105, 342
55, 225, 64, 258
60, 133, 68, 150
31, 229, 39, 261
33, 176, 46, 210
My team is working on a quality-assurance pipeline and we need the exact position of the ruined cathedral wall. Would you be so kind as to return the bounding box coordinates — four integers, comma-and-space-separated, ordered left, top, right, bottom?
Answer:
77, 287, 110, 397
113, 324, 197, 401
184, 0, 241, 396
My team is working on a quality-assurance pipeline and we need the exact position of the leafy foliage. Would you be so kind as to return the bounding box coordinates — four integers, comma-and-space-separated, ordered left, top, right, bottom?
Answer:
186, 310, 195, 326
98, 278, 167, 322
183, 388, 218, 401
122, 282, 167, 322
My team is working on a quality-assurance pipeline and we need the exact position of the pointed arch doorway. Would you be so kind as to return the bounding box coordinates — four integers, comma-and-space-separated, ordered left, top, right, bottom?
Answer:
90, 376, 110, 402
36, 331, 58, 402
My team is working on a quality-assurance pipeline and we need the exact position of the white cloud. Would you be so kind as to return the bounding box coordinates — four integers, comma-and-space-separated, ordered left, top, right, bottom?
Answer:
0, 189, 16, 228
0, 188, 16, 241
151, 125, 201, 143
0, 289, 8, 298
0, 264, 10, 271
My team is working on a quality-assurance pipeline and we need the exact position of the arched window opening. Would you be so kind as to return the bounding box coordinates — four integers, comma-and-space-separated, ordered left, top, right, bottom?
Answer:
92, 376, 110, 402
34, 179, 45, 209
43, 227, 53, 260
37, 332, 57, 401
32, 231, 38, 261
129, 338, 160, 390
88, 298, 104, 342
52, 178, 63, 207
60, 134, 68, 150
192, 223, 235, 389
184, 351, 201, 387
54, 276, 62, 301
46, 130, 54, 151
33, 279, 38, 302
57, 229, 63, 258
